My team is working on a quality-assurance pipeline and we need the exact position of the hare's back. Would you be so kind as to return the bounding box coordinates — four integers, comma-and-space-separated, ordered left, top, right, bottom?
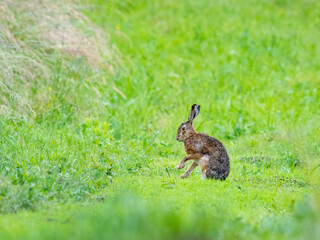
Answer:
198, 133, 228, 156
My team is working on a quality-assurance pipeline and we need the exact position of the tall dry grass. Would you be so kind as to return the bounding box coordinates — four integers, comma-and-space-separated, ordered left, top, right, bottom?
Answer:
0, 0, 115, 120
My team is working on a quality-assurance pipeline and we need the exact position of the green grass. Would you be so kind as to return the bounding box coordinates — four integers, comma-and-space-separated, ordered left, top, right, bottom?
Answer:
1, 0, 320, 239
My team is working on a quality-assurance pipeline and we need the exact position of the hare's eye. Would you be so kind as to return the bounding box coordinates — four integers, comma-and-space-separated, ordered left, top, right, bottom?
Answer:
182, 127, 186, 131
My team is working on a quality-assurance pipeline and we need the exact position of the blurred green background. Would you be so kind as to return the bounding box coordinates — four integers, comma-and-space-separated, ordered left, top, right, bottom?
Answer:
0, 0, 320, 239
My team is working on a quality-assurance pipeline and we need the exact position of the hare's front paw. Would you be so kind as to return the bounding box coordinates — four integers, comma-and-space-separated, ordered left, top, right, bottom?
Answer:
180, 173, 190, 179
175, 163, 185, 169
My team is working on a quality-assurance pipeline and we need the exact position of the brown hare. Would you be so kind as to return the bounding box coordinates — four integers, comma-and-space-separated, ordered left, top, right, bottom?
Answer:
176, 104, 230, 180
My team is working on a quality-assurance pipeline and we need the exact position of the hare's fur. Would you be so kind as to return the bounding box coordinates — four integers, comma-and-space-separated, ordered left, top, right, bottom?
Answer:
176, 104, 230, 180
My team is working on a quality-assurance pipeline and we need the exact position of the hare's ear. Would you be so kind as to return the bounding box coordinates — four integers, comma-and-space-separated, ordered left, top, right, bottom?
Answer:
188, 104, 200, 122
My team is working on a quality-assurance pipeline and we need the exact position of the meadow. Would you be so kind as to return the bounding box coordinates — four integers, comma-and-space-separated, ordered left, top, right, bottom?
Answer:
0, 0, 320, 239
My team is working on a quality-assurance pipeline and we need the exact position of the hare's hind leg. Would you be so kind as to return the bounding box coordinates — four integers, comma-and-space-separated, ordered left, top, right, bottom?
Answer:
199, 156, 210, 180
180, 161, 198, 179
